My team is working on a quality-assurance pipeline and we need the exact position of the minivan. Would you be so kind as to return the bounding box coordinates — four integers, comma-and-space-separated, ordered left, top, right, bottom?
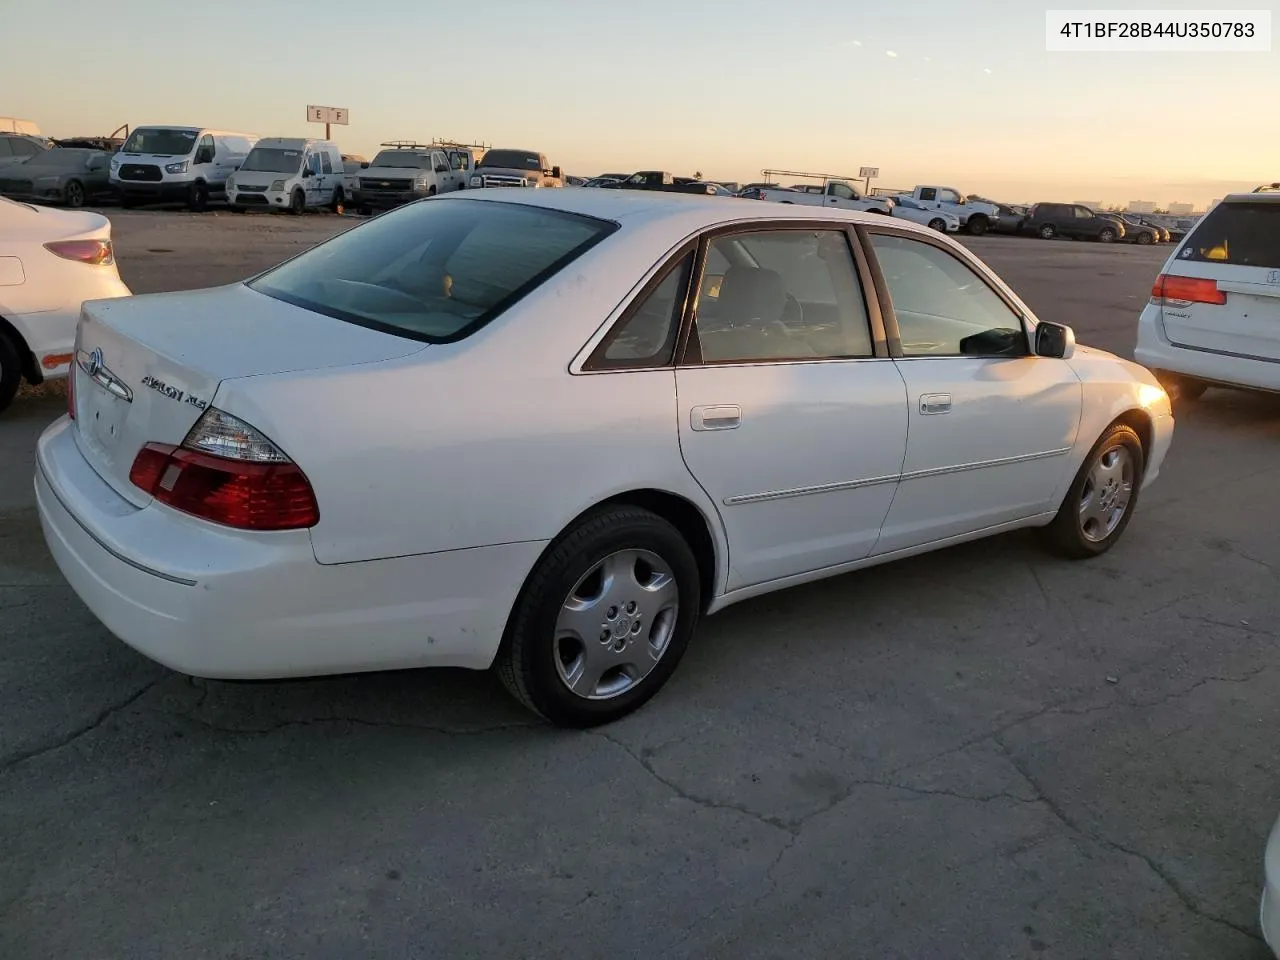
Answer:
226, 138, 346, 214
1135, 191, 1280, 398
110, 126, 258, 210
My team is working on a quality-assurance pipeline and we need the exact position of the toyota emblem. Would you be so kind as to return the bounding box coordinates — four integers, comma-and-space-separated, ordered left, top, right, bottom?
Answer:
86, 348, 104, 378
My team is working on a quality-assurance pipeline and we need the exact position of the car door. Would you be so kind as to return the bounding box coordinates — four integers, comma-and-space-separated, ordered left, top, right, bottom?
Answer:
1072, 205, 1097, 238
864, 228, 1082, 554
917, 187, 939, 210
675, 225, 909, 590
826, 182, 857, 209
194, 134, 217, 185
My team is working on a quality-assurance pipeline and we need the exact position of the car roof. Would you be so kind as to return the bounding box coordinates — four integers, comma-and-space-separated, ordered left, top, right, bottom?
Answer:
445, 188, 939, 236
1222, 192, 1280, 204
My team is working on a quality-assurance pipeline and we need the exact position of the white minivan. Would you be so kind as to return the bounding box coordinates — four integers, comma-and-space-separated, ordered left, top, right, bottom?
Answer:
226, 138, 346, 214
1135, 189, 1280, 399
110, 126, 257, 211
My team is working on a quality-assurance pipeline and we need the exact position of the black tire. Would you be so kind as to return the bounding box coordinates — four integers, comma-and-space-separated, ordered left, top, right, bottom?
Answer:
1038, 223, 1056, 240
186, 182, 209, 212
330, 189, 345, 215
966, 214, 989, 236
1038, 423, 1145, 560
1098, 227, 1117, 243
0, 332, 23, 415
427, 186, 437, 198
63, 180, 85, 208
1154, 370, 1207, 402
289, 189, 305, 215
497, 505, 701, 727
1136, 230, 1153, 245
228, 204, 245, 213
120, 196, 139, 210
928, 217, 947, 232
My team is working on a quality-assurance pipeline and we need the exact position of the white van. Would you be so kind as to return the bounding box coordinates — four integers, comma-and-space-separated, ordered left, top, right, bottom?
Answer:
0, 117, 42, 136
226, 138, 346, 214
110, 126, 258, 210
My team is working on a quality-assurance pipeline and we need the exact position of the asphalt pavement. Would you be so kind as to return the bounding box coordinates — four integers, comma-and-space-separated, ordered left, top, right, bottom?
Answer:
2, 214, 1277, 959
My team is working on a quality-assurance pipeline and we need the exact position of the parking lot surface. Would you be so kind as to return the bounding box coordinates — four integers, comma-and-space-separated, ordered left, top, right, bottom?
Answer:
2, 211, 1278, 960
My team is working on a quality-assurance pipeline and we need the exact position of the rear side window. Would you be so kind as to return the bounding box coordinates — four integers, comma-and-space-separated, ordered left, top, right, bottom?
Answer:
249, 199, 617, 343
1179, 201, 1280, 268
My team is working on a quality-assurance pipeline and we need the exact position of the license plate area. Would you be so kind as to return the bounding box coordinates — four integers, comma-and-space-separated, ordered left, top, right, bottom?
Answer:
80, 376, 131, 461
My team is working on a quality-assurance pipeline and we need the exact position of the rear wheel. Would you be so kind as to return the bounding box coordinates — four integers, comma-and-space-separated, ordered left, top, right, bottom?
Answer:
290, 189, 305, 215
497, 505, 701, 727
63, 180, 85, 208
1038, 223, 1056, 240
1039, 423, 1144, 559
330, 188, 345, 215
1155, 370, 1207, 402
966, 214, 989, 236
1136, 230, 1154, 245
928, 217, 947, 232
0, 333, 23, 415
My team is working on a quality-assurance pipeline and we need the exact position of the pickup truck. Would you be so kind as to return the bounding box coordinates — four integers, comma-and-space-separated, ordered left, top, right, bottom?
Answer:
356, 142, 467, 212
757, 180, 894, 215
892, 186, 1000, 235
469, 148, 563, 189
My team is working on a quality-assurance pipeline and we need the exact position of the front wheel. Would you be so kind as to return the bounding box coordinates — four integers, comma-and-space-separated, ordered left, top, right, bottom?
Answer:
63, 179, 85, 208
1039, 423, 1144, 559
1038, 224, 1056, 240
1098, 227, 1117, 243
497, 506, 701, 727
289, 189, 305, 215
330, 188, 345, 215
966, 215, 989, 236
1136, 231, 1153, 245
928, 218, 947, 232
187, 182, 208, 212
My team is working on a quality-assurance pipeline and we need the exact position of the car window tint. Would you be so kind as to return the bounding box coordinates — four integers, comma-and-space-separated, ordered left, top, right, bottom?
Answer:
0, 140, 11, 159
919, 188, 937, 201
692, 230, 873, 363
249, 199, 614, 343
588, 252, 693, 370
1180, 201, 1280, 268
1075, 207, 1093, 219
320, 152, 333, 174
870, 234, 1026, 357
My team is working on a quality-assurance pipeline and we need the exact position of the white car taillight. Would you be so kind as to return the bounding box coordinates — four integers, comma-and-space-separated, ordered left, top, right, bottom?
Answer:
128, 408, 319, 531
44, 239, 114, 266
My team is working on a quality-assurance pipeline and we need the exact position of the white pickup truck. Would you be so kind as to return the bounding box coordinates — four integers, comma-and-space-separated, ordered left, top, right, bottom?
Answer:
758, 177, 894, 215
893, 185, 1000, 235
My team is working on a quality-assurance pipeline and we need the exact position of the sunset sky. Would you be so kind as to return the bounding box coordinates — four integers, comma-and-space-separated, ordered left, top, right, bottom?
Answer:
8, 0, 1273, 208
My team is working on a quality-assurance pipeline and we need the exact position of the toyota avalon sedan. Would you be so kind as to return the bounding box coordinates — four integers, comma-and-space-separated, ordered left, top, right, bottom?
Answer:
35, 190, 1174, 726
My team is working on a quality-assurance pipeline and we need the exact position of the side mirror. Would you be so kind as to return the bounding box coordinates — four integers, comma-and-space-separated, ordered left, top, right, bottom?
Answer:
301, 167, 313, 178
360, 161, 369, 169
435, 163, 448, 173
1034, 321, 1076, 360
551, 165, 562, 179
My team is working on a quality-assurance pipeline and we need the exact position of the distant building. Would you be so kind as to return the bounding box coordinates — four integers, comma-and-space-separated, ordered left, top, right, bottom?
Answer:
1127, 200, 1157, 214
1167, 202, 1194, 215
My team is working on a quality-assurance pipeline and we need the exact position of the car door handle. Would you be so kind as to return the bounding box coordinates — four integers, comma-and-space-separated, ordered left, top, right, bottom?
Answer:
919, 393, 952, 415
691, 405, 741, 431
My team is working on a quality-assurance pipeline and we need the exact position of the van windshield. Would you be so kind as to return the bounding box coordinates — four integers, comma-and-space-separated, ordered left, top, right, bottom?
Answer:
249, 198, 617, 343
1180, 201, 1280, 269
240, 148, 304, 174
121, 128, 198, 156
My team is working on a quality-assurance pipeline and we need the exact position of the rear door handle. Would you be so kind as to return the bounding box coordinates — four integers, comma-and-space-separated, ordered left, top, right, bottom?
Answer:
691, 405, 741, 431
920, 393, 952, 415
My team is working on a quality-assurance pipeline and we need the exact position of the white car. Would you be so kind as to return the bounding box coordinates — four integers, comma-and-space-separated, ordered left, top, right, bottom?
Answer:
890, 196, 961, 232
1262, 813, 1280, 953
0, 197, 130, 413
1135, 190, 1280, 399
35, 191, 1173, 726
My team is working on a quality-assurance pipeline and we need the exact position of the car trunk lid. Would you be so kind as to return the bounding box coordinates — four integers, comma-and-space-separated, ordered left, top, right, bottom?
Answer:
1159, 198, 1280, 362
71, 283, 425, 505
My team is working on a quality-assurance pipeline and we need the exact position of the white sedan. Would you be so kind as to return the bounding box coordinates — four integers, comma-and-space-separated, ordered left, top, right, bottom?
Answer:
35, 190, 1174, 727
0, 197, 131, 412
891, 196, 962, 232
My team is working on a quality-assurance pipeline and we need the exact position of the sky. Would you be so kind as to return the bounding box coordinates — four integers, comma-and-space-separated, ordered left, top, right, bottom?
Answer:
6, 0, 1274, 208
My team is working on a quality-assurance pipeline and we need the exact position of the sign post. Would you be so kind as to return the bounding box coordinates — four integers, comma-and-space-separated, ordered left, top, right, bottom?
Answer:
306, 105, 349, 140
859, 166, 880, 196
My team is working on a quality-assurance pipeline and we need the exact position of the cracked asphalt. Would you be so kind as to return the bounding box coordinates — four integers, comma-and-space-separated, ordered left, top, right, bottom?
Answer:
2, 212, 1279, 959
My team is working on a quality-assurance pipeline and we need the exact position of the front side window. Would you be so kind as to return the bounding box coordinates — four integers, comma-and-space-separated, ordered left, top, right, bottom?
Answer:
587, 252, 694, 370
1180, 201, 1280, 268
196, 135, 215, 163
320, 152, 333, 174
919, 187, 937, 201
249, 199, 616, 343
691, 230, 873, 363
938, 189, 961, 203
1074, 206, 1094, 219
307, 153, 322, 175
869, 234, 1026, 358
828, 182, 855, 200
11, 139, 40, 159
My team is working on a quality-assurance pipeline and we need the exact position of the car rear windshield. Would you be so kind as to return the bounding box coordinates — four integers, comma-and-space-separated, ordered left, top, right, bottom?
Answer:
240, 148, 303, 173
1180, 201, 1280, 268
121, 128, 197, 156
248, 198, 617, 343
478, 150, 540, 170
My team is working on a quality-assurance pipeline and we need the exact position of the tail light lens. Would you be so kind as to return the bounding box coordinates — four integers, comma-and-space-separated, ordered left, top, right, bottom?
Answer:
1150, 274, 1227, 307
128, 408, 319, 531
44, 239, 114, 266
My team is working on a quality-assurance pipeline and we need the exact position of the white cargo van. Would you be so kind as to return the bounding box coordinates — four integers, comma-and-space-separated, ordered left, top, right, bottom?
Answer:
110, 126, 257, 210
226, 138, 346, 214
0, 118, 42, 136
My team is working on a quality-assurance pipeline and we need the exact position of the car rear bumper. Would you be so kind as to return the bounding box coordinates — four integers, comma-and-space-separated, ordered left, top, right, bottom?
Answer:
35, 417, 545, 678
11, 284, 132, 381
1135, 304, 1280, 393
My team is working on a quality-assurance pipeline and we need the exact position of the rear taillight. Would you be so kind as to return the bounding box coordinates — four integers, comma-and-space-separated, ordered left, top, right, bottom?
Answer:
1150, 274, 1226, 307
43, 239, 114, 266
128, 409, 319, 531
